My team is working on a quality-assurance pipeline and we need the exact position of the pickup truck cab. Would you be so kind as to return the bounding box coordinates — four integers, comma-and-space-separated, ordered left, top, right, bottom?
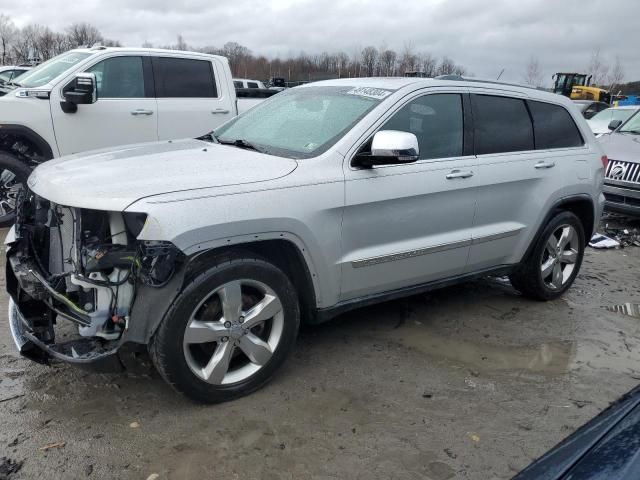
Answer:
6, 77, 605, 403
0, 46, 263, 226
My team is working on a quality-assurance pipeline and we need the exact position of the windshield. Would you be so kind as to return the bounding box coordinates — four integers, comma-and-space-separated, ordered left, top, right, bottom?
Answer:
16, 51, 94, 88
619, 111, 640, 134
215, 86, 390, 158
589, 108, 636, 128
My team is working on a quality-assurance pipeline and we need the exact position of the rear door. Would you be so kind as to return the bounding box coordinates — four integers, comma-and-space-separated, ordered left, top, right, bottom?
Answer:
152, 56, 234, 140
51, 54, 158, 156
467, 91, 587, 271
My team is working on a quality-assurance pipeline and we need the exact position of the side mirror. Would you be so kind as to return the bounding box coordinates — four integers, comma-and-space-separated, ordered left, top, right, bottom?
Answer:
63, 73, 97, 106
608, 119, 623, 131
354, 130, 420, 168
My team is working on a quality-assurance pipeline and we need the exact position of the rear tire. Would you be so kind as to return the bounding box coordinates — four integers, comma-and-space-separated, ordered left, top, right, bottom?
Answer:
149, 252, 300, 403
0, 152, 31, 227
510, 211, 585, 301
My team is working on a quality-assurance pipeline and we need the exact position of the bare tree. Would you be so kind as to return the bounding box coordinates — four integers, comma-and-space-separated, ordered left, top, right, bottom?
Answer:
607, 56, 624, 92
523, 55, 543, 87
0, 14, 16, 65
399, 41, 417, 74
418, 52, 437, 77
66, 22, 103, 47
587, 48, 609, 86
437, 56, 457, 75
335, 51, 349, 77
361, 46, 378, 77
379, 49, 397, 76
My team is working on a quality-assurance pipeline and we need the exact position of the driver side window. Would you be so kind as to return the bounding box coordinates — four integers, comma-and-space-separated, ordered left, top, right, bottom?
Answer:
86, 56, 145, 98
381, 94, 464, 160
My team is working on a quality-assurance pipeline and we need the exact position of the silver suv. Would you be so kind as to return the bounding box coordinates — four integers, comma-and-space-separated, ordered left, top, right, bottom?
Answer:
6, 78, 606, 403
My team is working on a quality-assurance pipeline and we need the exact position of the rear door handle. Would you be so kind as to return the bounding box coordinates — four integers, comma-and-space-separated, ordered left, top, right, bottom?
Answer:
446, 169, 474, 179
534, 161, 555, 169
130, 109, 154, 116
212, 108, 230, 114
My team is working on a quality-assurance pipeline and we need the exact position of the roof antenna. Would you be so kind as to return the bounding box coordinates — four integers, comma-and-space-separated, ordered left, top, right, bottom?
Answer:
496, 69, 505, 80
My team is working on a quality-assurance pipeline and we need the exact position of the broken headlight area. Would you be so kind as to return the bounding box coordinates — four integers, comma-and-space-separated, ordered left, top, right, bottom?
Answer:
6, 190, 183, 363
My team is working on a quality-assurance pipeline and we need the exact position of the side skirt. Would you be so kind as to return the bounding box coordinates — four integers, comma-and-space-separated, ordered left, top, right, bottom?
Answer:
311, 264, 515, 324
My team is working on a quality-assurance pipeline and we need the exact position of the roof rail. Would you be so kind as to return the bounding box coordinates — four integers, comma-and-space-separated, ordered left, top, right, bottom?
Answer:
435, 74, 546, 91
89, 44, 107, 50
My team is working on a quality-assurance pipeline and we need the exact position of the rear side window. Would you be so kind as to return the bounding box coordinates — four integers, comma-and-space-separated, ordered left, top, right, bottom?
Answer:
528, 101, 584, 149
473, 95, 534, 154
247, 81, 259, 89
382, 93, 464, 160
233, 80, 243, 89
153, 57, 217, 98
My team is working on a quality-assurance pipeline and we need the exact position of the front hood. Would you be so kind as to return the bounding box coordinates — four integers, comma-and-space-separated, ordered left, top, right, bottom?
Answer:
28, 139, 298, 211
598, 133, 640, 163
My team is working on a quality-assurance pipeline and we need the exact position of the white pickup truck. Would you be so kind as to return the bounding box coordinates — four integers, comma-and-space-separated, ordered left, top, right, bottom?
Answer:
0, 46, 275, 225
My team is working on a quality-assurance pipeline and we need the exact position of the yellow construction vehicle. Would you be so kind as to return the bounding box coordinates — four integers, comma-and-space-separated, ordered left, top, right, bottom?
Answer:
552, 73, 611, 103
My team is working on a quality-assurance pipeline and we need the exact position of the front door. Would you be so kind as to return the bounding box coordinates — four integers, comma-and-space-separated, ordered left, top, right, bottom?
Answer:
50, 54, 158, 156
340, 91, 477, 301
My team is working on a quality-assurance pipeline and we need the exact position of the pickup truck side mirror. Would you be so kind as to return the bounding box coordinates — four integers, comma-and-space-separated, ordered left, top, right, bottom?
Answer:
608, 119, 623, 131
62, 73, 98, 111
353, 130, 420, 168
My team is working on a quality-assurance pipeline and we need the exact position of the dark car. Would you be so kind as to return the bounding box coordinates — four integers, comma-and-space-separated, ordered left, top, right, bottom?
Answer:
515, 385, 640, 479
573, 100, 610, 119
598, 111, 640, 216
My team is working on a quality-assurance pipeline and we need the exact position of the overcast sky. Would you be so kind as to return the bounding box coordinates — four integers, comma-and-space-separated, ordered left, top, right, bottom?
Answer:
3, 0, 638, 85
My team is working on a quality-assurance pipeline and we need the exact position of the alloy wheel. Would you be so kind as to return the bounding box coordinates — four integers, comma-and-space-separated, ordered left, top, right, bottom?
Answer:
540, 224, 579, 290
183, 279, 284, 385
0, 169, 23, 218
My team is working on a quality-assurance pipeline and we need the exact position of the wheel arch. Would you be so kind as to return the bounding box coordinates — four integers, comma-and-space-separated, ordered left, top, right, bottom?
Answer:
184, 237, 319, 324
0, 124, 54, 167
522, 194, 595, 263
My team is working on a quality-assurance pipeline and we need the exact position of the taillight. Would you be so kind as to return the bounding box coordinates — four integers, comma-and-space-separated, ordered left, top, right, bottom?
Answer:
601, 155, 608, 169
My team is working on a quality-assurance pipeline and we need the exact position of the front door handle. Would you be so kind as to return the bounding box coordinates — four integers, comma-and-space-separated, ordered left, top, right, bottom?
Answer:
534, 161, 555, 169
212, 108, 230, 114
130, 109, 154, 116
446, 169, 474, 179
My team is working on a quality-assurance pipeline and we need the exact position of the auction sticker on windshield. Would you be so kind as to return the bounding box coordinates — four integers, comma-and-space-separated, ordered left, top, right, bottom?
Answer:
346, 87, 392, 100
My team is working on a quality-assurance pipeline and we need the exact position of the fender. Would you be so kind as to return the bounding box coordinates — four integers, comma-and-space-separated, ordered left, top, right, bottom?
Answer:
521, 193, 596, 263
181, 230, 325, 306
0, 124, 54, 162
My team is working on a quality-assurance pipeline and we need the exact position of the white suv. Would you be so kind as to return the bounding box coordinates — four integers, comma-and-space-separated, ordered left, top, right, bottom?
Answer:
6, 78, 606, 403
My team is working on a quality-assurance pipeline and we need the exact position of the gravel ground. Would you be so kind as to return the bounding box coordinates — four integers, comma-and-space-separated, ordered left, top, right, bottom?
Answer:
1, 226, 639, 480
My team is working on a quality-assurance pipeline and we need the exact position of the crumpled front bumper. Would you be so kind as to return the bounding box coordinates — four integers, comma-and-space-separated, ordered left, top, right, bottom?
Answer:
7, 298, 122, 365
5, 227, 124, 366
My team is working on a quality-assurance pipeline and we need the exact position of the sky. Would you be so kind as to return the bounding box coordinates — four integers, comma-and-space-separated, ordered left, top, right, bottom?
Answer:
1, 0, 638, 85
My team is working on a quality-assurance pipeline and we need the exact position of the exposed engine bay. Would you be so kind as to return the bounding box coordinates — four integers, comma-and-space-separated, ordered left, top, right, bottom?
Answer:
6, 189, 182, 363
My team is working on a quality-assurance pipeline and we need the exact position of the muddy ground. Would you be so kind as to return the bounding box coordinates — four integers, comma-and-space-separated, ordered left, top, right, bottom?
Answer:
1, 225, 639, 480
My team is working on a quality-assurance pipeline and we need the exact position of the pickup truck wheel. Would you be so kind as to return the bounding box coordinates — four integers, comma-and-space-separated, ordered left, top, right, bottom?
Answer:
150, 254, 300, 403
0, 152, 31, 227
510, 211, 585, 301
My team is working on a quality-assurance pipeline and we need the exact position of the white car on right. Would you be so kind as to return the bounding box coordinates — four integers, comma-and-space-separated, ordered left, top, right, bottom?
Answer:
587, 105, 640, 136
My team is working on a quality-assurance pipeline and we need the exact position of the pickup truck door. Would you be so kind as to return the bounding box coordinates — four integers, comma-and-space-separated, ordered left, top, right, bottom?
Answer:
152, 56, 235, 140
50, 54, 158, 156
340, 90, 477, 302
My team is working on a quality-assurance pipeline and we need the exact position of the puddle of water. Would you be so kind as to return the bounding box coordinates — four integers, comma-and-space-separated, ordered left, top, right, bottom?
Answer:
604, 303, 640, 318
390, 327, 575, 375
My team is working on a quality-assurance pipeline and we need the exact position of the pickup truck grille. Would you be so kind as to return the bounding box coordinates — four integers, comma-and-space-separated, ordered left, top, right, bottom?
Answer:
606, 160, 640, 185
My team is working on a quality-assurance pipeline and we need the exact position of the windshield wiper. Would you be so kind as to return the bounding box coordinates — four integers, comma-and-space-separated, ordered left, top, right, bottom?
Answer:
218, 138, 264, 153
621, 130, 640, 135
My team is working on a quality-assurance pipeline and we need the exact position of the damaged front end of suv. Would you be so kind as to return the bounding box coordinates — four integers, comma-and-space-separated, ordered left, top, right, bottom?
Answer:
6, 189, 184, 367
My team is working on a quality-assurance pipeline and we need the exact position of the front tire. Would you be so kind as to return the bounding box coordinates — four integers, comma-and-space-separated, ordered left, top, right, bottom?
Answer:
0, 152, 32, 227
510, 211, 585, 301
149, 253, 300, 403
